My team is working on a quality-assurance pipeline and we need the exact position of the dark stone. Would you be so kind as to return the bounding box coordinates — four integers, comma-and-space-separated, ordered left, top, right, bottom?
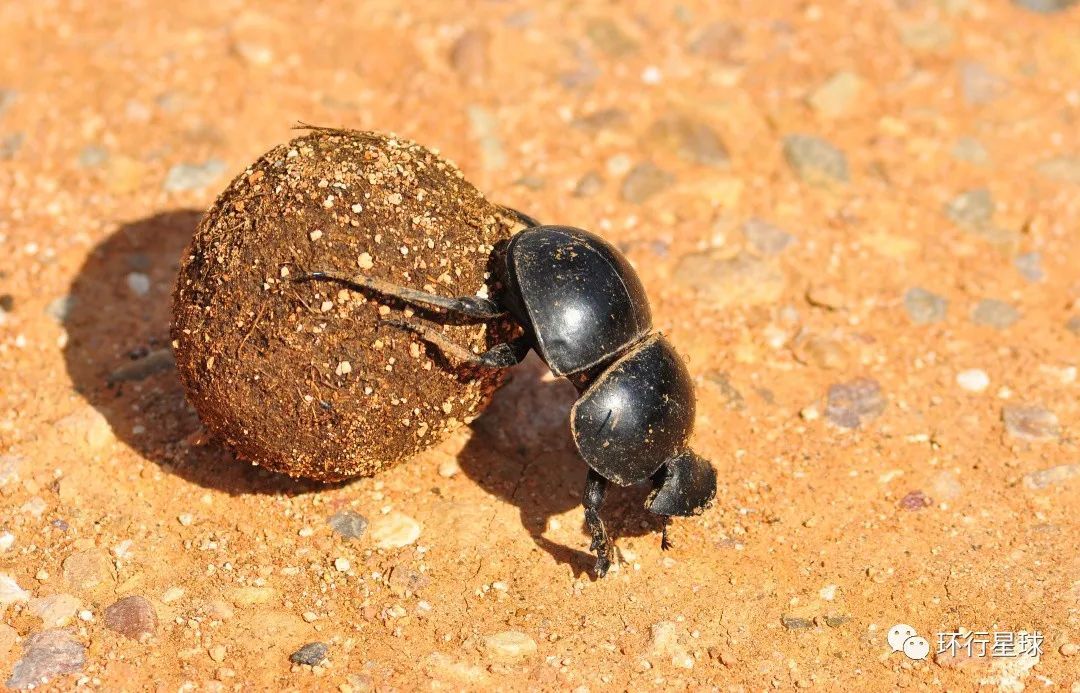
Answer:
290, 642, 329, 666
328, 509, 368, 540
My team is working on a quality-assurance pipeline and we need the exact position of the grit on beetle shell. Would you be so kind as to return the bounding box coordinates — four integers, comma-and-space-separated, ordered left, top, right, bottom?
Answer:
171, 128, 520, 482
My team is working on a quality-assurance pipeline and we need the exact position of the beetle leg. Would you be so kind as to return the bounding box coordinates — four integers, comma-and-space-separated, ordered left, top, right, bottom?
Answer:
660, 517, 673, 551
498, 205, 542, 229
294, 270, 505, 320
382, 318, 530, 369
583, 468, 615, 577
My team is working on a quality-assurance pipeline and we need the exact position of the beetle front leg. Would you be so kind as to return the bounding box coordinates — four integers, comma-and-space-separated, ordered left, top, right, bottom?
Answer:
583, 468, 614, 577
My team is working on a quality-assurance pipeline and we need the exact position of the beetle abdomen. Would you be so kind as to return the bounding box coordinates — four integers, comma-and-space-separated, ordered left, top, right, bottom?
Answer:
570, 334, 695, 486
507, 226, 652, 376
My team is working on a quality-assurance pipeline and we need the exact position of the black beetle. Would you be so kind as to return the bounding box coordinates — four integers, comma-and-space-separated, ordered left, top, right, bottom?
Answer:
296, 211, 716, 576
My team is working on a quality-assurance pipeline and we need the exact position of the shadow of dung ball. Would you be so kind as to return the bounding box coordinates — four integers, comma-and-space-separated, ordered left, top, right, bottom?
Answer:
171, 129, 520, 481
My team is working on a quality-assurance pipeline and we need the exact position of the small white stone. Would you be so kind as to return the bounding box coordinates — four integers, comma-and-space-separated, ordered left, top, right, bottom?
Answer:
279, 266, 290, 278
483, 630, 537, 661
309, 229, 323, 241
350, 203, 363, 213
334, 557, 351, 572
126, 272, 151, 296
0, 532, 13, 551
819, 584, 838, 601
358, 253, 374, 270
0, 573, 30, 606
641, 66, 663, 84
336, 361, 352, 376
78, 609, 93, 621
178, 513, 194, 526
956, 368, 990, 393
320, 301, 334, 312
437, 458, 459, 478
370, 512, 421, 549
302, 611, 318, 623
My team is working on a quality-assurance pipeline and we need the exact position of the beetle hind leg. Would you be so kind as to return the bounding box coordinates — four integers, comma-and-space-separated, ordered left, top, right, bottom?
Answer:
294, 270, 504, 320
583, 468, 615, 577
382, 318, 530, 369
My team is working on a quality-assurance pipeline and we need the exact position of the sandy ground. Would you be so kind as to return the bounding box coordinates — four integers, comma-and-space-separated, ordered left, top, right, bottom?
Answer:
2, 0, 1080, 690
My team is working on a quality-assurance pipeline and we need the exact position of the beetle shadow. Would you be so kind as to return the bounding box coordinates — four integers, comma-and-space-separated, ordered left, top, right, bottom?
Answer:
458, 355, 664, 578
62, 209, 344, 496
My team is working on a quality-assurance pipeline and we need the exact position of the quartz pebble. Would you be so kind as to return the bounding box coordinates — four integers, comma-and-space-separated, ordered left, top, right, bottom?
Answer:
956, 369, 990, 393
328, 509, 368, 540
648, 621, 694, 669
6, 630, 85, 689
104, 595, 158, 641
28, 593, 80, 628
0, 573, 30, 606
370, 512, 421, 549
62, 550, 114, 592
164, 159, 227, 192
483, 630, 537, 662
1022, 464, 1080, 489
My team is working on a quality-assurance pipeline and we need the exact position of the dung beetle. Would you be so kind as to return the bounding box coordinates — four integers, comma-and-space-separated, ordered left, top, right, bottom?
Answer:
296, 210, 716, 576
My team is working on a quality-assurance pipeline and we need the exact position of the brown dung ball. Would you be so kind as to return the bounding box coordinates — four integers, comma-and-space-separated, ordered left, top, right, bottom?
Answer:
172, 128, 521, 481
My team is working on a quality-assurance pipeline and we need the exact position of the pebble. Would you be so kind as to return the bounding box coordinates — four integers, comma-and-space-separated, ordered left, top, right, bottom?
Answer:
781, 615, 814, 630
689, 21, 743, 61
334, 557, 351, 572
585, 18, 638, 56
1022, 464, 1080, 489
1068, 316, 1080, 335
55, 406, 113, 451
104, 595, 158, 641
228, 586, 276, 606
648, 621, 694, 669
959, 61, 1005, 106
0, 532, 13, 551
0, 88, 16, 116
898, 490, 932, 510
449, 28, 490, 83
782, 134, 849, 184
944, 188, 993, 229
126, 272, 151, 296
163, 159, 227, 192
6, 629, 85, 690
742, 218, 794, 256
1013, 0, 1077, 12
808, 71, 863, 118
951, 136, 989, 165
673, 250, 785, 309
903, 287, 948, 324
28, 594, 80, 628
467, 105, 506, 171
792, 334, 848, 370
482, 631, 537, 662
387, 566, 430, 596
1013, 252, 1044, 282
108, 348, 176, 384
1002, 405, 1060, 443
826, 378, 887, 429
45, 295, 76, 322
1060, 642, 1079, 656
328, 509, 368, 540
0, 623, 15, 657
62, 549, 114, 591
572, 171, 604, 197
0, 573, 30, 606
971, 299, 1020, 329
620, 162, 674, 203
370, 512, 421, 549
0, 132, 24, 160
437, 456, 460, 478
956, 368, 990, 393
209, 644, 227, 663
1035, 156, 1080, 184
78, 144, 109, 168
644, 114, 729, 167
290, 641, 328, 666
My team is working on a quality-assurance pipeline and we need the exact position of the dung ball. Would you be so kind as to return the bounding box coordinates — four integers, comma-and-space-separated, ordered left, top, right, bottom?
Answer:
171, 128, 521, 481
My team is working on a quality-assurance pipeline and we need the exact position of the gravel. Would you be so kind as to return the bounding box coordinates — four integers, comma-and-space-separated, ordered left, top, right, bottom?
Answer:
742, 218, 794, 256
956, 368, 990, 392
645, 114, 729, 167
903, 287, 948, 324
0, 573, 30, 607
163, 159, 227, 192
944, 188, 994, 229
1068, 316, 1080, 335
1002, 405, 1060, 443
28, 593, 80, 628
971, 299, 1020, 329
1013, 252, 1044, 282
483, 630, 537, 662
783, 134, 849, 184
1022, 464, 1080, 489
808, 71, 863, 118
289, 641, 328, 666
1035, 156, 1080, 183
673, 250, 785, 309
951, 137, 989, 165
620, 162, 674, 203
1012, 0, 1077, 11
62, 549, 114, 591
328, 509, 368, 540
898, 490, 932, 510
825, 378, 887, 429
104, 595, 158, 641
6, 630, 85, 690
959, 61, 1005, 105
